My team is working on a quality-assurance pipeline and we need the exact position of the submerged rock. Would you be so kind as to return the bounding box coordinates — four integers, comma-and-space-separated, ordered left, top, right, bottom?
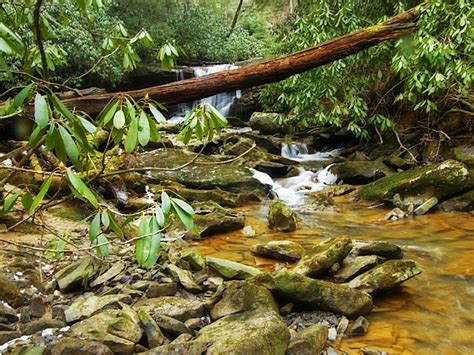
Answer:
293, 237, 353, 278
252, 240, 304, 262
133, 296, 206, 322
70, 309, 142, 355
329, 161, 392, 184
356, 242, 403, 260
210, 280, 278, 320
267, 201, 298, 232
197, 309, 290, 354
206, 256, 261, 280
348, 260, 422, 294
54, 256, 101, 292
287, 324, 328, 355
356, 160, 472, 205
251, 271, 373, 317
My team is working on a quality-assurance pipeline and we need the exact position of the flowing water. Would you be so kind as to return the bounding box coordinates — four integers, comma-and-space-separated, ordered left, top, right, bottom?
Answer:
195, 144, 474, 354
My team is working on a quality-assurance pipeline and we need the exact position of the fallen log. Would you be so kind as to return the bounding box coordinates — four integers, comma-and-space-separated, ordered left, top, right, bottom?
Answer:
64, 7, 420, 115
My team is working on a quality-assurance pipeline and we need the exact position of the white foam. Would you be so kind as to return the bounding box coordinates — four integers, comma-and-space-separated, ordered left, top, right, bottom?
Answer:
282, 143, 342, 162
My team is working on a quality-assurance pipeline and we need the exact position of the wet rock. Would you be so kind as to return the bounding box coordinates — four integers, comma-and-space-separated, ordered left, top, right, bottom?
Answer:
133, 297, 206, 322
356, 242, 403, 260
248, 112, 289, 134
0, 331, 20, 344
191, 201, 245, 237
154, 315, 192, 337
137, 310, 167, 348
309, 184, 355, 198
333, 255, 379, 283
90, 262, 125, 288
50, 337, 113, 355
65, 294, 132, 323
0, 274, 27, 307
329, 161, 392, 184
146, 283, 178, 298
435, 189, 474, 212
414, 196, 439, 215
267, 201, 297, 232
384, 207, 406, 221
22, 319, 66, 335
356, 160, 473, 205
252, 240, 304, 262
348, 260, 422, 294
0, 303, 19, 323
180, 249, 206, 271
141, 339, 208, 355
287, 324, 328, 355
206, 257, 261, 280
54, 256, 101, 291
197, 309, 290, 354
293, 237, 353, 278
166, 264, 202, 293
70, 309, 142, 355
210, 280, 278, 320
349, 315, 369, 335
453, 145, 474, 167
251, 271, 373, 317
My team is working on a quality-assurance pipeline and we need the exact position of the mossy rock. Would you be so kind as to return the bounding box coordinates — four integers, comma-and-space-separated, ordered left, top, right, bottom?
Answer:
356, 160, 472, 204
453, 145, 474, 167
267, 201, 297, 232
329, 160, 392, 184
435, 189, 474, 212
248, 112, 290, 134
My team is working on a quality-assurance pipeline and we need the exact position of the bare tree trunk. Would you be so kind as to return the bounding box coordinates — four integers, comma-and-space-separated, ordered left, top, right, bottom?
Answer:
63, 7, 420, 115
227, 0, 244, 37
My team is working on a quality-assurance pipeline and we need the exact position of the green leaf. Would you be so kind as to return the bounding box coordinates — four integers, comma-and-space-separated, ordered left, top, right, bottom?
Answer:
125, 114, 139, 153
34, 93, 49, 129
113, 110, 125, 129
108, 213, 124, 238
13, 84, 34, 110
135, 216, 151, 266
144, 217, 161, 268
30, 174, 54, 213
161, 191, 171, 214
147, 116, 161, 142
154, 206, 165, 227
99, 99, 119, 125
50, 94, 75, 122
54, 238, 66, 260
29, 125, 46, 149
95, 234, 110, 257
138, 111, 150, 146
66, 168, 99, 208
170, 198, 194, 215
171, 201, 194, 230
78, 117, 97, 134
89, 213, 101, 241
149, 103, 166, 123
58, 125, 79, 164
3, 191, 21, 213
101, 209, 110, 229
21, 192, 33, 211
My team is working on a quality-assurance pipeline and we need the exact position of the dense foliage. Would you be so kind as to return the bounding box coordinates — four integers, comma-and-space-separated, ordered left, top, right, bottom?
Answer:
261, 0, 473, 139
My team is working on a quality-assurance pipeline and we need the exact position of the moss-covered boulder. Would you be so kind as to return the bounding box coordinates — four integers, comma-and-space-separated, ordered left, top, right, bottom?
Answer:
251, 270, 373, 317
287, 324, 328, 355
210, 280, 278, 320
356, 160, 472, 204
197, 309, 290, 355
50, 337, 113, 355
329, 160, 392, 184
267, 201, 298, 232
348, 260, 422, 294
248, 112, 290, 134
133, 297, 206, 322
206, 257, 261, 280
252, 240, 304, 262
293, 237, 353, 278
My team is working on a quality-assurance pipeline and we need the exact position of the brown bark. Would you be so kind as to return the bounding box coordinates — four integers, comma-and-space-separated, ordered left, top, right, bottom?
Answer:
63, 7, 420, 115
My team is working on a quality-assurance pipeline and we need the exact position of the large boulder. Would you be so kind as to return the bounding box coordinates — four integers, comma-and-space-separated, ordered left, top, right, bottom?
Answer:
348, 260, 422, 294
251, 271, 373, 317
248, 112, 289, 134
287, 324, 328, 355
356, 160, 473, 205
133, 296, 206, 322
197, 309, 290, 354
329, 161, 392, 184
267, 201, 298, 232
293, 237, 353, 278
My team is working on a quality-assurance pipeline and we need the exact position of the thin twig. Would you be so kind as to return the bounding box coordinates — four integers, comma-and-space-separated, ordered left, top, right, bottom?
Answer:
393, 128, 417, 162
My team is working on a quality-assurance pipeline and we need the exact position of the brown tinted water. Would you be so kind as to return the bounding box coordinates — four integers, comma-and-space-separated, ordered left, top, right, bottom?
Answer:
194, 198, 474, 354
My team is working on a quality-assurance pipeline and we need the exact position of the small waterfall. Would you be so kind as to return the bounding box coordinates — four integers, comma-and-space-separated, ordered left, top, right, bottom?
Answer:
170, 64, 241, 123
282, 143, 342, 162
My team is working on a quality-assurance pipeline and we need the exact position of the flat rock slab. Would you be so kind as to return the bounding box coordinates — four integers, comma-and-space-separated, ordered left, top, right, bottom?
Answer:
90, 262, 125, 288
348, 260, 422, 294
252, 240, 304, 262
206, 256, 261, 279
197, 309, 290, 355
54, 256, 101, 291
333, 255, 379, 283
356, 242, 403, 259
50, 337, 113, 355
65, 294, 132, 323
133, 296, 206, 322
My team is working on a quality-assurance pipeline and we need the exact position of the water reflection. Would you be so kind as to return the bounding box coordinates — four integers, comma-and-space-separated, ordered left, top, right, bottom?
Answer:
194, 198, 474, 354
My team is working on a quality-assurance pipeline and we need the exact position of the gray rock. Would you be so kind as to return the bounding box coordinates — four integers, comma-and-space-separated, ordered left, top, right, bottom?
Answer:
137, 310, 167, 348
146, 283, 178, 298
356, 242, 403, 260
248, 112, 289, 134
90, 262, 125, 288
435, 189, 474, 212
0, 303, 19, 323
141, 340, 208, 355
0, 331, 20, 345
22, 319, 66, 335
0, 323, 15, 331
206, 257, 261, 280
197, 309, 290, 354
251, 240, 304, 262
251, 271, 373, 317
210, 280, 278, 320
133, 297, 206, 322
184, 317, 211, 331
29, 297, 46, 319
65, 294, 132, 323
349, 315, 370, 335
0, 274, 27, 307
333, 255, 379, 283
329, 161, 392, 184
70, 309, 142, 355
154, 315, 192, 337
293, 237, 353, 278
54, 256, 101, 291
166, 264, 202, 293
180, 249, 206, 271
348, 260, 422, 294
267, 201, 297, 232
287, 324, 328, 355
192, 201, 245, 237
50, 337, 113, 355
